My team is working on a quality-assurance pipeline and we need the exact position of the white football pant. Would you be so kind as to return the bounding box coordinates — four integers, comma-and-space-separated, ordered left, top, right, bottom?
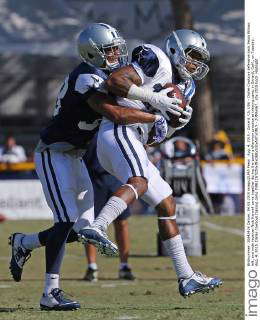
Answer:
97, 121, 172, 207
35, 149, 94, 226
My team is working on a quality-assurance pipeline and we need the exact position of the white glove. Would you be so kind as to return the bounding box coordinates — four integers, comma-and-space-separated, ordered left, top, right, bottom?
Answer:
147, 88, 183, 118
127, 85, 183, 121
174, 105, 193, 130
152, 114, 168, 144
155, 100, 181, 121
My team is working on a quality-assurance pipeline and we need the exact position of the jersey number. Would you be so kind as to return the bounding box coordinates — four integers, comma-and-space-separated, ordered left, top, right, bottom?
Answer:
53, 76, 69, 117
78, 119, 100, 131
53, 75, 100, 131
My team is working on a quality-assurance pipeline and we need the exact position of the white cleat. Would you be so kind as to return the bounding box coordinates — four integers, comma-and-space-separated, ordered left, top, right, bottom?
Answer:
40, 288, 80, 311
178, 271, 223, 298
78, 227, 118, 256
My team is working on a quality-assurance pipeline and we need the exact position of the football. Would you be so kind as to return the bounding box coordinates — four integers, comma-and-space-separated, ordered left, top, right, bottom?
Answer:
146, 83, 188, 146
163, 83, 188, 128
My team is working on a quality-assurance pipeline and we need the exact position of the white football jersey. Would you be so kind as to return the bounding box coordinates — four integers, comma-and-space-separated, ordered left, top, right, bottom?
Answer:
103, 44, 196, 143
131, 44, 173, 92
111, 44, 172, 143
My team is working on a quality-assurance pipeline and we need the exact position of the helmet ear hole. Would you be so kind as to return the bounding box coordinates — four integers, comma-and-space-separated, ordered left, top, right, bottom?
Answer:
170, 48, 175, 54
88, 53, 94, 59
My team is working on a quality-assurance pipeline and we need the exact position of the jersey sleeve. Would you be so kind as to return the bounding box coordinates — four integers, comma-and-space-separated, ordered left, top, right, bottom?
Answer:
131, 45, 160, 84
183, 79, 196, 102
74, 73, 106, 99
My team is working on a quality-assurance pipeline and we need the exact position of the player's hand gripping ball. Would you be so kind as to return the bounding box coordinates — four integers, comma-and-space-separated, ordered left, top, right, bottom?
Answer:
163, 83, 188, 128
146, 83, 188, 146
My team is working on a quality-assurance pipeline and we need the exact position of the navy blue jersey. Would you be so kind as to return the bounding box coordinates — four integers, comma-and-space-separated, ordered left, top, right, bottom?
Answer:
40, 63, 107, 150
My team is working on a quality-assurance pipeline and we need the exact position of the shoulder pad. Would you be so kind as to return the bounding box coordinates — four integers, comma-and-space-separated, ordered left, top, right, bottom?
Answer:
75, 74, 104, 94
131, 45, 159, 77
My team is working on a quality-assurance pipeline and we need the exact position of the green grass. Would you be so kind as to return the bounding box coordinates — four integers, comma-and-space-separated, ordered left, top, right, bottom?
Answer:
0, 215, 244, 320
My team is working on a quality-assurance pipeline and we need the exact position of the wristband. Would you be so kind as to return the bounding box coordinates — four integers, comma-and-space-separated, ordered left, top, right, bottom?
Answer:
127, 84, 155, 103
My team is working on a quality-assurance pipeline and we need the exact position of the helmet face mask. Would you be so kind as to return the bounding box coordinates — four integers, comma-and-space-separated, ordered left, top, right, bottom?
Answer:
165, 29, 210, 80
77, 23, 128, 72
99, 40, 128, 70
177, 50, 209, 80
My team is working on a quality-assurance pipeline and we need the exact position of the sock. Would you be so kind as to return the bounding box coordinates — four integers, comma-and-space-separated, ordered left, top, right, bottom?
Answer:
45, 222, 73, 274
44, 273, 59, 294
92, 196, 127, 230
39, 225, 78, 245
162, 234, 194, 279
66, 229, 79, 243
39, 226, 55, 246
119, 262, 129, 270
21, 233, 41, 250
88, 263, 98, 270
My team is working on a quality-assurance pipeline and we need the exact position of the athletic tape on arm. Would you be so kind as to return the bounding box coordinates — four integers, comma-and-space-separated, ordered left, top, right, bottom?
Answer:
158, 216, 176, 220
122, 184, 139, 200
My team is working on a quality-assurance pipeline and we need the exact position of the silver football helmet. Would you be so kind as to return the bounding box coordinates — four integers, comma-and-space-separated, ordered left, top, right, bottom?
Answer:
77, 23, 128, 71
165, 29, 210, 80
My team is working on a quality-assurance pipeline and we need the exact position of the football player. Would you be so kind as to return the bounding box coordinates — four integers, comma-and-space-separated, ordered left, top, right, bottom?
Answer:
8, 23, 182, 311
78, 29, 223, 298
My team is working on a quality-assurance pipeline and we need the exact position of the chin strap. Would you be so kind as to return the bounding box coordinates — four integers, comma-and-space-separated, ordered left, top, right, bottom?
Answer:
158, 216, 176, 220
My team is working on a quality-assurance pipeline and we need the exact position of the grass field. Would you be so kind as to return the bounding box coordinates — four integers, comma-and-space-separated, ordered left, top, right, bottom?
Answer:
0, 215, 244, 320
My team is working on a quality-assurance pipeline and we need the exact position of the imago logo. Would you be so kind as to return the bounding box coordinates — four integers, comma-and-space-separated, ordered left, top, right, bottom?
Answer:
247, 270, 260, 317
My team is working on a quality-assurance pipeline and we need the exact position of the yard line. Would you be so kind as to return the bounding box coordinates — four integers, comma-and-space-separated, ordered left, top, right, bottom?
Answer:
203, 221, 244, 237
0, 285, 12, 288
116, 317, 139, 320
101, 283, 117, 288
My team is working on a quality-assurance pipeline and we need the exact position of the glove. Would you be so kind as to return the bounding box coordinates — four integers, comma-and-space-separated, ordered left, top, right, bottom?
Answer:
127, 85, 183, 121
152, 114, 168, 144
156, 103, 181, 121
148, 88, 183, 120
174, 105, 193, 130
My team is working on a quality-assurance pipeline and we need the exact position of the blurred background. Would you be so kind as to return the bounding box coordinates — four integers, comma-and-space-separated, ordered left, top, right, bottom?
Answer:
0, 0, 244, 220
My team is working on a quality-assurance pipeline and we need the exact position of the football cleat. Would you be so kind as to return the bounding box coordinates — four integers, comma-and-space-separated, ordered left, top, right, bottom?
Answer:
178, 271, 223, 298
78, 227, 118, 256
40, 288, 80, 311
119, 266, 135, 280
9, 233, 32, 282
83, 268, 99, 282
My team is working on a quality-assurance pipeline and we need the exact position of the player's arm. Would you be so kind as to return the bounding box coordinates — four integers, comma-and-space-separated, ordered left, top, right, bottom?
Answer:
105, 64, 182, 119
87, 91, 168, 144
105, 64, 142, 97
105, 47, 182, 117
76, 73, 158, 125
87, 91, 155, 125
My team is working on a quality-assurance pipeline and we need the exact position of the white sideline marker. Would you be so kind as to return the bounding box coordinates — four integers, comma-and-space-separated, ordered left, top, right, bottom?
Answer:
203, 221, 243, 237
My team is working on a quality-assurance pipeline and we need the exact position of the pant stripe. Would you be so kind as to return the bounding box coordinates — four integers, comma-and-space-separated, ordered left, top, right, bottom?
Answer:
46, 149, 70, 223
41, 152, 62, 222
122, 126, 144, 177
114, 124, 137, 176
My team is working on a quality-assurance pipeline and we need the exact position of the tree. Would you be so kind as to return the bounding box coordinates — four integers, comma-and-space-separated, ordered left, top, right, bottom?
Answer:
169, 0, 215, 151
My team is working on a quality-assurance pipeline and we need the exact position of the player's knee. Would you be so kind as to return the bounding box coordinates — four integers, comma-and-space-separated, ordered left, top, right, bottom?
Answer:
156, 195, 176, 217
127, 176, 148, 196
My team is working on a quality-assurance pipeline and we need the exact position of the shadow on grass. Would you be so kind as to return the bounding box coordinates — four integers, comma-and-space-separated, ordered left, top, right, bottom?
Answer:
61, 277, 177, 281
79, 306, 195, 311
0, 306, 196, 314
0, 308, 17, 313
1, 277, 244, 283
102, 254, 160, 258
0, 307, 39, 313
